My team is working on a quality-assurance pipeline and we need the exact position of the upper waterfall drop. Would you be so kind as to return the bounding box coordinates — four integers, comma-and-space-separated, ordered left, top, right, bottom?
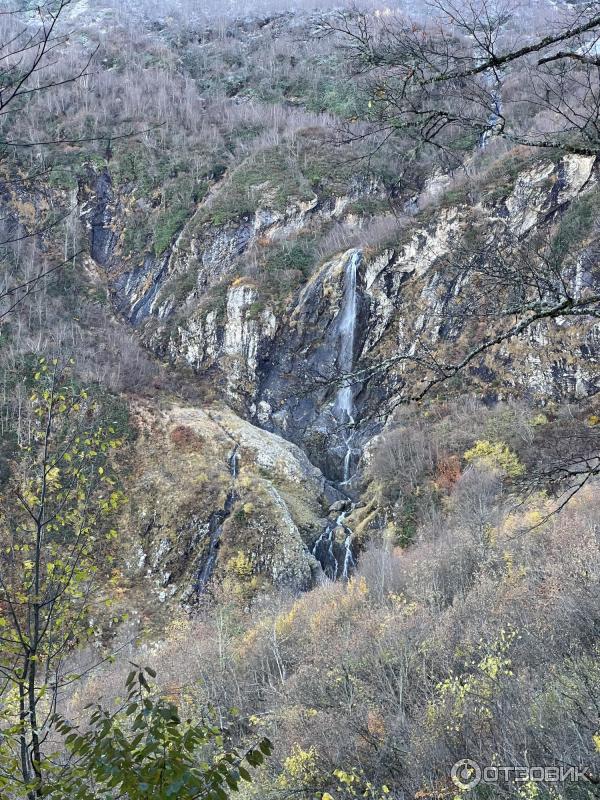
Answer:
333, 250, 361, 483
334, 250, 360, 423
310, 250, 361, 581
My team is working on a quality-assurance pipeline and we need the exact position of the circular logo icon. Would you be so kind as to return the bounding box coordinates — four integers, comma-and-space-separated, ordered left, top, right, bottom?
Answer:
451, 759, 482, 790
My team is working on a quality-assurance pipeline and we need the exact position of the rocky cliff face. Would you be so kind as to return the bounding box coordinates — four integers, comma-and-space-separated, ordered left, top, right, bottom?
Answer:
7, 3, 599, 607
121, 402, 337, 605
85, 151, 599, 466
75, 143, 600, 600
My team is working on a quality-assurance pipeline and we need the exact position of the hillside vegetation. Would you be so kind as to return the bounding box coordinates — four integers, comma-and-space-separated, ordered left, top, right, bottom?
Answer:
0, 1, 599, 799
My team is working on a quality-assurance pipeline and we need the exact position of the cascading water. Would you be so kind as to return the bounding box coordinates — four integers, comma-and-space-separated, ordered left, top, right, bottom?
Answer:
228, 444, 240, 479
477, 60, 503, 149
312, 520, 338, 580
479, 83, 503, 149
311, 251, 362, 580
194, 489, 236, 594
333, 250, 361, 484
341, 527, 355, 580
311, 510, 355, 582
195, 444, 239, 595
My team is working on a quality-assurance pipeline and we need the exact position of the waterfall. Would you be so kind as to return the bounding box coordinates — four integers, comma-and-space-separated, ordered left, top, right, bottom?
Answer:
311, 251, 361, 581
333, 250, 361, 483
196, 443, 239, 595
312, 510, 355, 581
334, 251, 359, 422
478, 67, 503, 149
341, 530, 355, 580
228, 444, 239, 479
194, 489, 237, 594
312, 523, 338, 580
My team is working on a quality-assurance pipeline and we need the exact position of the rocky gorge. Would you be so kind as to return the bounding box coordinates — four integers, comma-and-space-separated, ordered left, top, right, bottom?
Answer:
77, 144, 600, 602
3, 2, 600, 796
3, 0, 600, 608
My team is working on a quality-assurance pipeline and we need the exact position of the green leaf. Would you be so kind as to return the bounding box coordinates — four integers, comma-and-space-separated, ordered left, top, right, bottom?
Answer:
239, 767, 252, 782
259, 738, 273, 756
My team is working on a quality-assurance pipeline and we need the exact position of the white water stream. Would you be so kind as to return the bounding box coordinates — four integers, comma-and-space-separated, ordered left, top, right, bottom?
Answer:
311, 511, 355, 581
311, 251, 362, 580
333, 250, 361, 483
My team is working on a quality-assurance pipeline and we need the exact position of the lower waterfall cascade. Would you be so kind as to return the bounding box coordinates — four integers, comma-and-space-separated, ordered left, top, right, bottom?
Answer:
311, 509, 355, 582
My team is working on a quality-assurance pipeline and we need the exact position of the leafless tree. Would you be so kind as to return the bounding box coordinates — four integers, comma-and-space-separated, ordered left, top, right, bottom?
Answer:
0, 2, 93, 129
0, 1, 94, 324
329, 1, 600, 162
325, 2, 600, 506
353, 210, 600, 508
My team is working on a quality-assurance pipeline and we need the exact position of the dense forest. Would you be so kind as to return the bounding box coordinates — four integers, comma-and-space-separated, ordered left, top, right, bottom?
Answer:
0, 0, 599, 798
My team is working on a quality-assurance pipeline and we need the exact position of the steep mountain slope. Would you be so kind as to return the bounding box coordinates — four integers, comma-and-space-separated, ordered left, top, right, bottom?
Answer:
120, 400, 332, 605
2, 4, 600, 799
3, 3, 600, 602
84, 148, 599, 464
